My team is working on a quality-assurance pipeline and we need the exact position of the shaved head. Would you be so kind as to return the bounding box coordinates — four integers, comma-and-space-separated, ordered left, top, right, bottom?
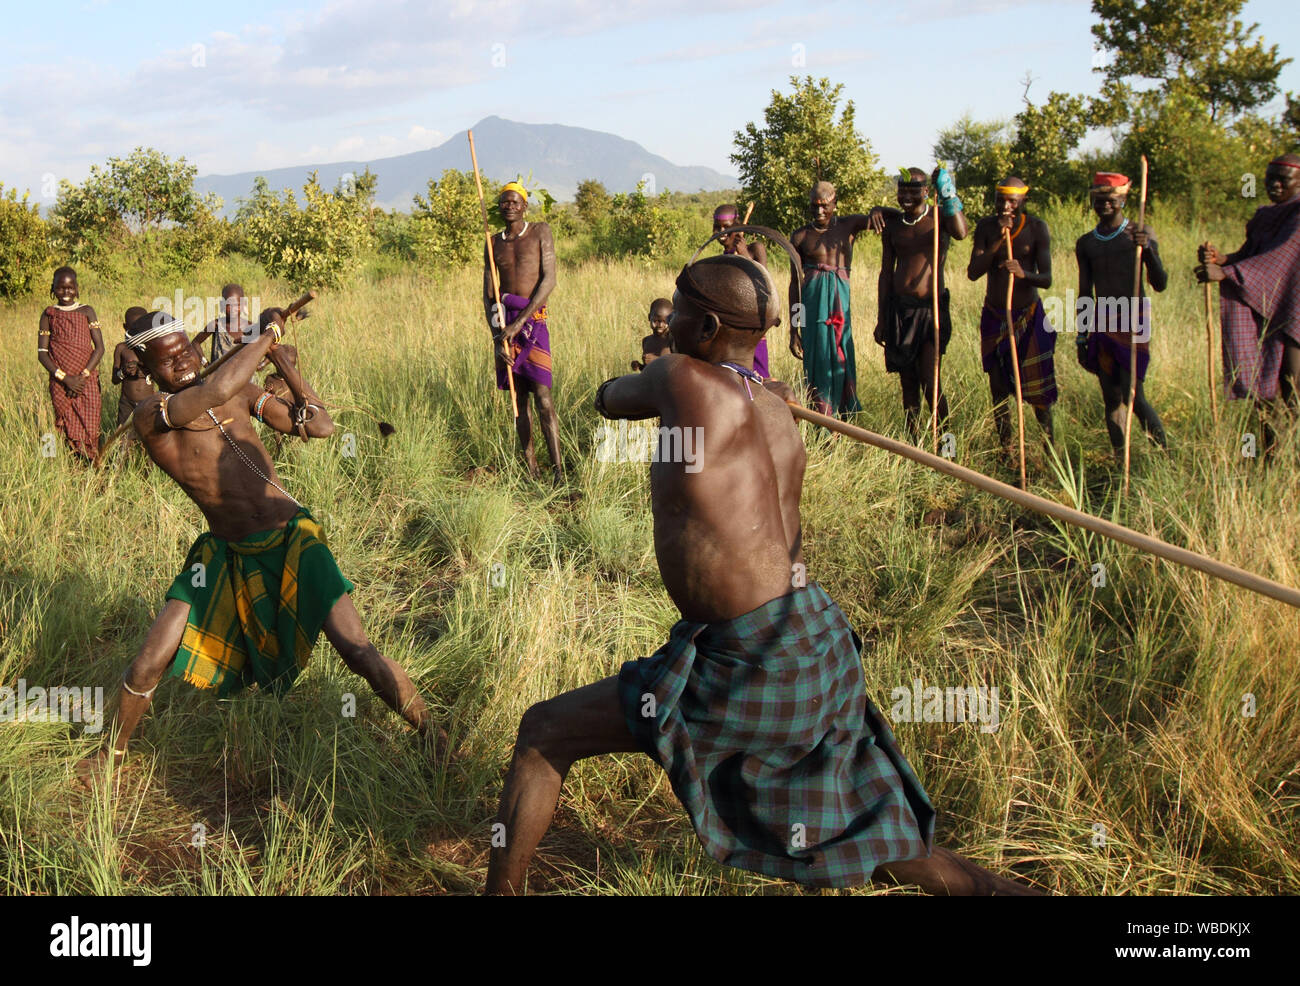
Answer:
675, 255, 781, 333
810, 181, 836, 201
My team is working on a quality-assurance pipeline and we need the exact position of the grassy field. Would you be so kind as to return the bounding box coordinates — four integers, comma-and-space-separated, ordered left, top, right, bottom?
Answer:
2, 202, 1298, 895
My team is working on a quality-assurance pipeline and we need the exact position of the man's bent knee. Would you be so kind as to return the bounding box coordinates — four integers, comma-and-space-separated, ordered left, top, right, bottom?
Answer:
515, 700, 564, 758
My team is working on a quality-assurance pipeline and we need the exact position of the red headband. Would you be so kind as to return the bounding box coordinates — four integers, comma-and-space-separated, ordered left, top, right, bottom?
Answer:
1091, 172, 1130, 188
1269, 158, 1300, 171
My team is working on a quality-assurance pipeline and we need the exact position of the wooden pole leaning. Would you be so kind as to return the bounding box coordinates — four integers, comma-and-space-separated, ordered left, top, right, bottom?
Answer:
931, 188, 942, 451
468, 129, 518, 419
1002, 227, 1027, 488
1122, 155, 1149, 498
785, 401, 1300, 609
1204, 276, 1219, 425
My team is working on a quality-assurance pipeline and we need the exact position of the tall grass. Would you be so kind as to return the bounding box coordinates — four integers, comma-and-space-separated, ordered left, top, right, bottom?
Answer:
1, 201, 1297, 895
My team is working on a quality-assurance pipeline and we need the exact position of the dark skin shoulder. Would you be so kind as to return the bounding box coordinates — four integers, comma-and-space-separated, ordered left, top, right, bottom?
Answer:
134, 327, 334, 541
599, 316, 805, 623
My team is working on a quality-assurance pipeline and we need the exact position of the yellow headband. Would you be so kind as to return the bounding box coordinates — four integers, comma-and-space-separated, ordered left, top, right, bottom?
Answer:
996, 183, 1029, 196
501, 181, 528, 203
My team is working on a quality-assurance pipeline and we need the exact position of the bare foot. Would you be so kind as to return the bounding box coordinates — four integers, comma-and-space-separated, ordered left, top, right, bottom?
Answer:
74, 748, 121, 792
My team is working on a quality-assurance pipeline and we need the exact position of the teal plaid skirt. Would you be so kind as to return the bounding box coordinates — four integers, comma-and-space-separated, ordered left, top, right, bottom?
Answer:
618, 582, 934, 887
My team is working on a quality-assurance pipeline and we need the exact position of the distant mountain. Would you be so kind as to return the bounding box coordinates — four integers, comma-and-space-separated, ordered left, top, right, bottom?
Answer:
195, 116, 737, 213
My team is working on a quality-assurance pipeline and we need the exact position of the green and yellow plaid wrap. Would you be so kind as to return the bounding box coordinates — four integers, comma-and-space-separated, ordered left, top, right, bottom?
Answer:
164, 508, 353, 697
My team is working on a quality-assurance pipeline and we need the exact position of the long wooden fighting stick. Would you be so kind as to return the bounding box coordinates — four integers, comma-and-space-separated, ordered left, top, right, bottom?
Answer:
1002, 227, 1027, 488
96, 290, 317, 466
931, 183, 942, 451
1121, 155, 1149, 498
786, 401, 1300, 609
468, 129, 518, 420
1203, 270, 1218, 426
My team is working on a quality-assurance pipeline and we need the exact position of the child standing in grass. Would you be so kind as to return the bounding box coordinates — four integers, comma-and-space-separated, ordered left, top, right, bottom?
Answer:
110, 306, 157, 447
631, 297, 674, 371
37, 266, 104, 462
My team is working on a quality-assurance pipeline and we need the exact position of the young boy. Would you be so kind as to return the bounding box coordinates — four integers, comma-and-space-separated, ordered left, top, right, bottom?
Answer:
1075, 172, 1168, 460
109, 306, 157, 447
485, 252, 1038, 895
78, 309, 447, 785
192, 284, 254, 364
631, 298, 674, 371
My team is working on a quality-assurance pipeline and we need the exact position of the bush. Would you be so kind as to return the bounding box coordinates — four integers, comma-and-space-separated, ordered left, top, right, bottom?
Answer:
0, 184, 50, 299
593, 183, 688, 261
237, 171, 376, 289
407, 169, 499, 268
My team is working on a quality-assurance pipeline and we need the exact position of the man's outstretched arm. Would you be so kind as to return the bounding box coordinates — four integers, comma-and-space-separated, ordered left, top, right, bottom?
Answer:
595, 353, 676, 420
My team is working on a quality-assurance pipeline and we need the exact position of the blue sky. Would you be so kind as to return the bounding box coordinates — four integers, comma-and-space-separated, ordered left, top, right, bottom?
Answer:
1, 0, 1296, 204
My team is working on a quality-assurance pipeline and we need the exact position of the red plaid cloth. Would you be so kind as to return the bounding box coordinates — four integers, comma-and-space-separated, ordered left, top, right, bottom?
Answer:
1220, 196, 1300, 401
45, 306, 101, 458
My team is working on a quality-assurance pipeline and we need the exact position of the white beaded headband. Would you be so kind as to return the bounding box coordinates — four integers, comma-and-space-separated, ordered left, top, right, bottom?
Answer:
127, 316, 187, 351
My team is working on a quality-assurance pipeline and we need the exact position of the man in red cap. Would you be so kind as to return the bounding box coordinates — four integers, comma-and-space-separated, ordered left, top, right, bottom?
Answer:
1075, 171, 1168, 461
1198, 154, 1300, 454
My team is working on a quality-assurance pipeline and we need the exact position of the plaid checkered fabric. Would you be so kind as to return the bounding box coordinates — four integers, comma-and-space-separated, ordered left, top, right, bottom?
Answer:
1220, 196, 1300, 401
164, 508, 353, 697
44, 306, 101, 459
617, 582, 935, 888
1077, 298, 1152, 382
979, 299, 1058, 408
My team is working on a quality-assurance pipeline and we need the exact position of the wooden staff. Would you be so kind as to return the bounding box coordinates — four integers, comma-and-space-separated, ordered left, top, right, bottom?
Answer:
1002, 227, 1027, 488
468, 129, 517, 419
725, 202, 755, 255
1122, 155, 1149, 498
96, 291, 317, 465
786, 401, 1300, 609
1203, 270, 1218, 425
931, 183, 942, 451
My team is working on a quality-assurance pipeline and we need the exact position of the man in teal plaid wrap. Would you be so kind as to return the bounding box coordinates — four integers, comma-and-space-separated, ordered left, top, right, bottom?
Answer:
485, 249, 1039, 896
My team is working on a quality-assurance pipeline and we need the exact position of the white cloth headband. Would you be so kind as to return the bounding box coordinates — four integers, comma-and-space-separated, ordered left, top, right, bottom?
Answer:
127, 316, 186, 351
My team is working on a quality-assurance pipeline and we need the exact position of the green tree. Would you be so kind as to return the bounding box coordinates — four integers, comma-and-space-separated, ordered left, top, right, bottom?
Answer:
237, 170, 376, 289
731, 76, 886, 232
0, 184, 50, 299
48, 146, 224, 274
933, 115, 1015, 209
1091, 0, 1291, 121
408, 169, 499, 267
1009, 92, 1092, 200
574, 179, 611, 227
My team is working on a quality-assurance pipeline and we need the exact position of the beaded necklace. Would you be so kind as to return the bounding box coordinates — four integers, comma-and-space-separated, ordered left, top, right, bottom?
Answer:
1092, 218, 1129, 242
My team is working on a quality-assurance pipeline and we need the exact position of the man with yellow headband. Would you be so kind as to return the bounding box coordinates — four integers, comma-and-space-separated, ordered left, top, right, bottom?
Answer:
485, 180, 564, 482
1075, 171, 1168, 462
967, 176, 1056, 468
